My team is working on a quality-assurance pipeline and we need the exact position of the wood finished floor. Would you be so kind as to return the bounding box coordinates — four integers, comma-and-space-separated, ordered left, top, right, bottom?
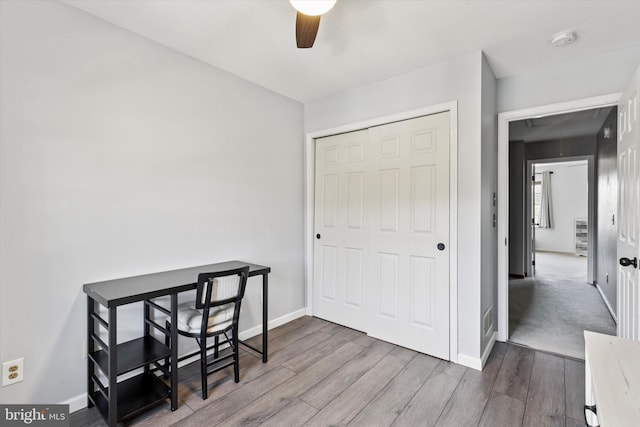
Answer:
71, 316, 585, 427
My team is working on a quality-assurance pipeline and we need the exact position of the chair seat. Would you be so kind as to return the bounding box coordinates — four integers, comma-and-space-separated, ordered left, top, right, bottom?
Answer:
176, 302, 234, 334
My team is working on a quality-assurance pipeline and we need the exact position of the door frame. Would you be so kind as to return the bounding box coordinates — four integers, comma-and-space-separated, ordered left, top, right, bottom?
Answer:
497, 93, 621, 342
304, 101, 459, 362
526, 156, 595, 281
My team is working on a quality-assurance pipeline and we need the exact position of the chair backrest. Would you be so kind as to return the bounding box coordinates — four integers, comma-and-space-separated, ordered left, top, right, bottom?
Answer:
196, 266, 250, 310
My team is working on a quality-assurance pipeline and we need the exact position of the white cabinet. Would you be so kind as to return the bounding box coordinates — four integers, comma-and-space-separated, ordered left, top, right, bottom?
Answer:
584, 331, 640, 426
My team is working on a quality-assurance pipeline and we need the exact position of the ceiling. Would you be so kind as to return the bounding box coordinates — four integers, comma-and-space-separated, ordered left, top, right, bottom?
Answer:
509, 106, 613, 143
62, 0, 640, 103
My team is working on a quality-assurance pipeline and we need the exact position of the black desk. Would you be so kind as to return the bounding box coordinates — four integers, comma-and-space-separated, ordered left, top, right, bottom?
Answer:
83, 260, 270, 427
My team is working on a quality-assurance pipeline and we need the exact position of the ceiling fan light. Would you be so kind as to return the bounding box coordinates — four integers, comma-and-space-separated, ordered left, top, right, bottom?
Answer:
290, 0, 336, 16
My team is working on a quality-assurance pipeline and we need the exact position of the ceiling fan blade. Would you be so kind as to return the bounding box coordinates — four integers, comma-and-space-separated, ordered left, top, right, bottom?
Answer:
296, 12, 321, 48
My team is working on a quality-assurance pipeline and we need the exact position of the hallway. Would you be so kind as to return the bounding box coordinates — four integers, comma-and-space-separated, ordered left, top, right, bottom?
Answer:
509, 251, 616, 359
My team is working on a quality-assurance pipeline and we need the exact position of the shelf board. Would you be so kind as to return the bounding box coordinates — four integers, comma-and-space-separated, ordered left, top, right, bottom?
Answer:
89, 336, 170, 376
90, 372, 170, 421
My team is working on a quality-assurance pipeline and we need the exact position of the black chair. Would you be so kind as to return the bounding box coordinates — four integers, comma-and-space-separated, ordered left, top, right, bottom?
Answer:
167, 266, 249, 399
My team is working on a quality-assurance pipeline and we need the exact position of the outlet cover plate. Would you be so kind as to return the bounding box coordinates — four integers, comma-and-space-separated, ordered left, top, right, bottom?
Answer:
2, 358, 24, 386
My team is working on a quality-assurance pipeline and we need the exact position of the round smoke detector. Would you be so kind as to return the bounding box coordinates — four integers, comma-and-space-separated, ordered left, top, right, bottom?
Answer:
550, 31, 578, 47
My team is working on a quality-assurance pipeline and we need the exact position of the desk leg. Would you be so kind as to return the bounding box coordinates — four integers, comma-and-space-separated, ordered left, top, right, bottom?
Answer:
262, 273, 268, 363
170, 294, 178, 411
237, 272, 269, 362
108, 307, 118, 427
143, 301, 150, 375
86, 296, 95, 408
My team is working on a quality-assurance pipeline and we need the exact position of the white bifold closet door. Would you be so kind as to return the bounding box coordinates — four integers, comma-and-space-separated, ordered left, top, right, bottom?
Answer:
313, 112, 450, 360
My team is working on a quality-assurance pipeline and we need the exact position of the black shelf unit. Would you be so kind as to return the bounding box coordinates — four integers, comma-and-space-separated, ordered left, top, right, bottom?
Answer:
86, 296, 178, 427
89, 373, 170, 421
89, 336, 171, 376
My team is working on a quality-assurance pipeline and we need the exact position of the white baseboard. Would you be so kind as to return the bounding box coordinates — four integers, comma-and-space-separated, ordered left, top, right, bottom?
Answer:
457, 353, 481, 371
238, 308, 307, 341
457, 331, 497, 371
595, 284, 617, 323
62, 394, 88, 414
65, 308, 307, 413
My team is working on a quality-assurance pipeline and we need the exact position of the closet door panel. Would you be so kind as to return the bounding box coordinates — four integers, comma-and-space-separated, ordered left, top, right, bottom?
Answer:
313, 130, 369, 332
367, 112, 450, 360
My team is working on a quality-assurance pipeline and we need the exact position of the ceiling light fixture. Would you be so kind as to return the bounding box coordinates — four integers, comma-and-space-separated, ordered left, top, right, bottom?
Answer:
290, 0, 336, 16
550, 30, 577, 47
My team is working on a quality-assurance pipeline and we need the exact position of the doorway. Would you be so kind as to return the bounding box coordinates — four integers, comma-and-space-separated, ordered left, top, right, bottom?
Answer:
531, 160, 589, 275
501, 103, 618, 359
528, 159, 593, 281
511, 157, 616, 359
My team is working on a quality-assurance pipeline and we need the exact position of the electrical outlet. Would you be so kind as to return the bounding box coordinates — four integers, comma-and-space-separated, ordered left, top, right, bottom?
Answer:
2, 358, 24, 386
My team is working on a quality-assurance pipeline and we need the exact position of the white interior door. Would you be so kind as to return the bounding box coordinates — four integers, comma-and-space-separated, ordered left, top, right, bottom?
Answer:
618, 65, 640, 340
313, 129, 369, 332
531, 167, 536, 276
367, 112, 450, 359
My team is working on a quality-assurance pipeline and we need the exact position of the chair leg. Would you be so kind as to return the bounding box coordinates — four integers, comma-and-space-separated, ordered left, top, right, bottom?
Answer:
200, 336, 208, 400
214, 335, 219, 359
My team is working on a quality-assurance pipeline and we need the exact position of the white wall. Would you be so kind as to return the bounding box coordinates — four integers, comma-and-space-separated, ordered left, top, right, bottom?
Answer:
0, 0, 304, 406
480, 55, 498, 354
497, 45, 640, 113
305, 52, 486, 362
595, 108, 618, 315
534, 162, 588, 254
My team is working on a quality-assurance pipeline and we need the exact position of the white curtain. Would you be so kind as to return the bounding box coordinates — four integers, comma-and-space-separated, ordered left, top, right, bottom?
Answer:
539, 170, 553, 228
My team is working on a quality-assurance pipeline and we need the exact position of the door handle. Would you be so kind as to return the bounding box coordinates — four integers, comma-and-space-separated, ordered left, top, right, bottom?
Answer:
437, 243, 445, 251
316, 234, 321, 240
619, 257, 638, 268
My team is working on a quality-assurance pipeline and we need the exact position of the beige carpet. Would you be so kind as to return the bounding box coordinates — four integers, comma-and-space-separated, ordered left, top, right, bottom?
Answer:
509, 251, 616, 359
